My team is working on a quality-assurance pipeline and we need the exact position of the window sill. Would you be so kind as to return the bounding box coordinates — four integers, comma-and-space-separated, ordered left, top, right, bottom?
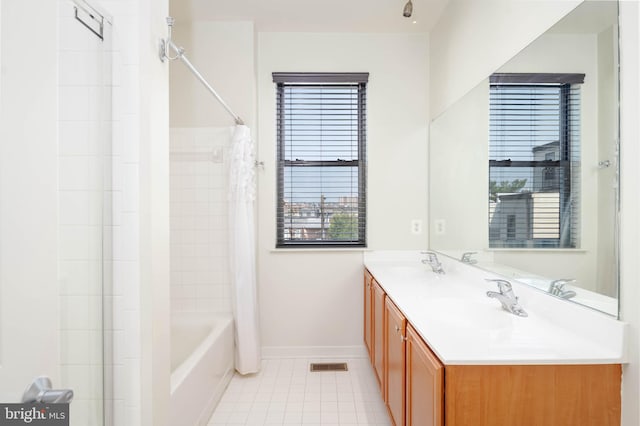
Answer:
488, 248, 588, 253
269, 247, 370, 254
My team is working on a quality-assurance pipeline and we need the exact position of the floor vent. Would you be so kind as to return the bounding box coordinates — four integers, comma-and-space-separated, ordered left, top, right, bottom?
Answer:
309, 362, 348, 372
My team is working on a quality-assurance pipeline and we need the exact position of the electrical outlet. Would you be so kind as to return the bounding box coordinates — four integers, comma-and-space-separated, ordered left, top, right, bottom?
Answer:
435, 219, 446, 235
411, 220, 422, 235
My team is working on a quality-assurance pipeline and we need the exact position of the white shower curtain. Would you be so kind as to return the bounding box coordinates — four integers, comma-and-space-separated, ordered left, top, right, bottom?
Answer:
228, 125, 261, 374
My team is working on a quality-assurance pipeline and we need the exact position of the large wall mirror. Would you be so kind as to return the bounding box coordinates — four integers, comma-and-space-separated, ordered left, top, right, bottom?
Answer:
429, 1, 619, 317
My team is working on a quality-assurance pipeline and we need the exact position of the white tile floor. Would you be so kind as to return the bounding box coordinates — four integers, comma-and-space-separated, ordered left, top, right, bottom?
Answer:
207, 358, 392, 425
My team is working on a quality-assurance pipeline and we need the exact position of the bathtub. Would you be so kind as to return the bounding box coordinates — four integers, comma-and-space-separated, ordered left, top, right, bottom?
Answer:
170, 313, 235, 426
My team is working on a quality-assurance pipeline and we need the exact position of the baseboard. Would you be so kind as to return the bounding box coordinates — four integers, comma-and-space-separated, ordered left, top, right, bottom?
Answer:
261, 345, 368, 359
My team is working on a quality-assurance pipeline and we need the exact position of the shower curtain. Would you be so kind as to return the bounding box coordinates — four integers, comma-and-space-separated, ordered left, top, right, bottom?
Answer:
228, 125, 261, 374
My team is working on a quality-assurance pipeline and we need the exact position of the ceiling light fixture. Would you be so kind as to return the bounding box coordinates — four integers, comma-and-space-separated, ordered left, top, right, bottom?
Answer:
403, 0, 413, 18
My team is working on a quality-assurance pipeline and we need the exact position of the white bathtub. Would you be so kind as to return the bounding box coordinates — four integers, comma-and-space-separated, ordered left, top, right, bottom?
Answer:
170, 313, 235, 426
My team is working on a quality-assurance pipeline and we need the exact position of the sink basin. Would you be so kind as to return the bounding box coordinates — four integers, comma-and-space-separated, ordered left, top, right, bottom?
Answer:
423, 298, 516, 331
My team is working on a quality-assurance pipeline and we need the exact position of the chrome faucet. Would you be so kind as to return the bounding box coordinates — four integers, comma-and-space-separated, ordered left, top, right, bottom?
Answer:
421, 251, 445, 274
486, 279, 528, 317
461, 251, 478, 264
548, 279, 577, 299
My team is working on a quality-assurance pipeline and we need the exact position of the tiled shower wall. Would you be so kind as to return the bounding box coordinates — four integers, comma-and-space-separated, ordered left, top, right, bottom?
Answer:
170, 127, 233, 315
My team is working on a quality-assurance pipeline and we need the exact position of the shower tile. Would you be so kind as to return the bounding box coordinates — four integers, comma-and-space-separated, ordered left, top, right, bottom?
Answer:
59, 121, 91, 156
60, 295, 90, 329
122, 115, 140, 163
59, 225, 90, 260
122, 163, 140, 209
59, 86, 90, 121
59, 51, 97, 87
59, 156, 90, 190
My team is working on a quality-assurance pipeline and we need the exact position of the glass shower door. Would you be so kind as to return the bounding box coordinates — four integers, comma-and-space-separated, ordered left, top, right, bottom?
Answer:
57, 1, 112, 425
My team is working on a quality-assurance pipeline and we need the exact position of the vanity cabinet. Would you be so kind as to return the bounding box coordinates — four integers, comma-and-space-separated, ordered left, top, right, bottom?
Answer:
372, 277, 386, 391
406, 323, 443, 426
364, 270, 373, 361
384, 297, 406, 426
364, 268, 621, 426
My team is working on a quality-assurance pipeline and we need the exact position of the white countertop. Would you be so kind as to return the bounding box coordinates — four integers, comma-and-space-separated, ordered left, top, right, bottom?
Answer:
364, 251, 627, 365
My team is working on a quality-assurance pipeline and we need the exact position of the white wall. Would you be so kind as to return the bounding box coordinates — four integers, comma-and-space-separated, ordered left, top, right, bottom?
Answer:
138, 0, 170, 424
429, 0, 581, 118
619, 3, 640, 425
0, 0, 60, 402
169, 21, 256, 128
429, 80, 489, 251
257, 32, 429, 355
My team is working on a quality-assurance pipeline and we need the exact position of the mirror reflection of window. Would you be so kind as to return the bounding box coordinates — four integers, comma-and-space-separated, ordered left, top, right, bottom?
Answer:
488, 73, 584, 249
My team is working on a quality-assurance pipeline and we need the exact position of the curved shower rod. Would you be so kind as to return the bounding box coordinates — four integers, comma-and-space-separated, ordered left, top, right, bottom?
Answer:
159, 17, 245, 126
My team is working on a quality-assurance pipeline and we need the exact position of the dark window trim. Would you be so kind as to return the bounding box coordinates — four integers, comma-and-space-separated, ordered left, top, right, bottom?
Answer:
273, 72, 369, 84
490, 73, 585, 85
489, 76, 581, 249
274, 72, 368, 248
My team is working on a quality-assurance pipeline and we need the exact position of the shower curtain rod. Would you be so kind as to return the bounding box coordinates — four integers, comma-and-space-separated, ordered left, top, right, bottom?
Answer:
159, 17, 245, 126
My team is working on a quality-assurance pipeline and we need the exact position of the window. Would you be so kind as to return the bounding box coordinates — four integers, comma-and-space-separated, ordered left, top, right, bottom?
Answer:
273, 72, 368, 248
488, 73, 584, 248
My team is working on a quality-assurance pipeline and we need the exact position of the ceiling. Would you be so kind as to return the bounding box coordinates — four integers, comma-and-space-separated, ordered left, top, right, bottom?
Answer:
170, 0, 450, 33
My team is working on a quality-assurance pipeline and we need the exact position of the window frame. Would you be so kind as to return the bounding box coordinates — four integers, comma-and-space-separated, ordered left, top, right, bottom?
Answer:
488, 73, 584, 249
273, 72, 369, 248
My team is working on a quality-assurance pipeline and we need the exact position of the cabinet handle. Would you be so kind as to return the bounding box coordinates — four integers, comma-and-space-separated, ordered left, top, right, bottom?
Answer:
395, 325, 400, 333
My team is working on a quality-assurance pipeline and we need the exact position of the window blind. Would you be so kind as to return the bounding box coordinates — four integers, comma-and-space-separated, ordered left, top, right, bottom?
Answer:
488, 74, 583, 248
273, 72, 368, 247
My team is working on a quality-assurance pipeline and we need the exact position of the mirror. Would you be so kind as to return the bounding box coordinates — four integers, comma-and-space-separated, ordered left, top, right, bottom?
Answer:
429, 1, 619, 316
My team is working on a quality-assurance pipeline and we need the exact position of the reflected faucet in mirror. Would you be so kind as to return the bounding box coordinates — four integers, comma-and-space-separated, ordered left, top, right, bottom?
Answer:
461, 251, 478, 264
548, 279, 577, 299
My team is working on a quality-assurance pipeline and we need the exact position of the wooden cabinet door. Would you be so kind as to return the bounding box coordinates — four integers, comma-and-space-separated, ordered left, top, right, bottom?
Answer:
406, 324, 443, 426
385, 297, 407, 426
364, 270, 373, 363
372, 279, 386, 392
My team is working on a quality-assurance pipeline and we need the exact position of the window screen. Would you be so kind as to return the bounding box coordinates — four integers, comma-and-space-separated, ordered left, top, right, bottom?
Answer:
489, 73, 584, 248
273, 72, 368, 248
